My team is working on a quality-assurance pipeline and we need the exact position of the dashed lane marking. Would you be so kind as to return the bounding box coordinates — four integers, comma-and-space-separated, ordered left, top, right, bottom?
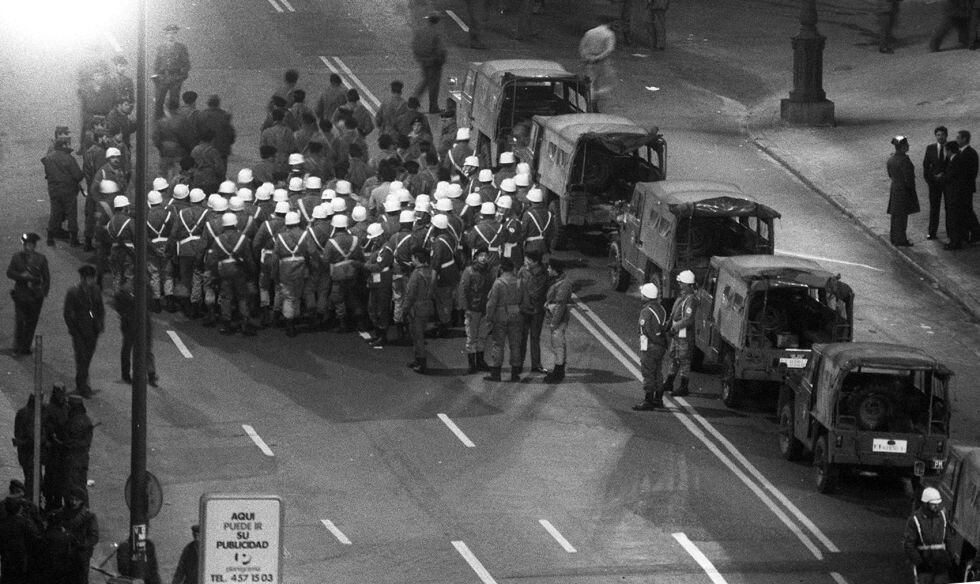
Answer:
673, 533, 728, 584
437, 413, 475, 447
278, 0, 296, 11
320, 519, 352, 545
445, 9, 470, 32
242, 424, 275, 457
538, 519, 576, 553
331, 57, 381, 109
166, 330, 193, 359
830, 573, 850, 584
452, 541, 497, 584
266, 0, 284, 13
318, 56, 378, 116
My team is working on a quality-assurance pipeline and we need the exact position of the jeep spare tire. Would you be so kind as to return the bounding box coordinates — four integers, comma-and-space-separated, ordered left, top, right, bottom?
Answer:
849, 388, 893, 431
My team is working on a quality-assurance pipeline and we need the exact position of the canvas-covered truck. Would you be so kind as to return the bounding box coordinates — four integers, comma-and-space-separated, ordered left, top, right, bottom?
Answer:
526, 113, 666, 249
447, 59, 592, 168
609, 181, 780, 304
937, 445, 980, 582
778, 342, 952, 494
696, 255, 854, 407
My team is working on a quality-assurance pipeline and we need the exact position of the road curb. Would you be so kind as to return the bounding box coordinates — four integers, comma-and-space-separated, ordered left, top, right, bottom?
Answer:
748, 128, 980, 321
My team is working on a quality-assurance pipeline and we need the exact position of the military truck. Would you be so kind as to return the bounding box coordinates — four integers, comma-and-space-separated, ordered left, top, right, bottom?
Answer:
525, 113, 666, 249
609, 181, 780, 303
447, 59, 592, 168
777, 342, 951, 494
937, 445, 980, 582
696, 255, 854, 407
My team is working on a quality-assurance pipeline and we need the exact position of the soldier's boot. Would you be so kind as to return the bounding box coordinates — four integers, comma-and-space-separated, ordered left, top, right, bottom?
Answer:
410, 358, 428, 375
476, 351, 490, 371
149, 298, 162, 313
673, 376, 690, 397
663, 374, 676, 395
467, 353, 478, 374
69, 232, 81, 247
165, 295, 178, 313
510, 366, 522, 382
83, 237, 94, 252
202, 306, 217, 327
484, 367, 502, 382
544, 364, 564, 384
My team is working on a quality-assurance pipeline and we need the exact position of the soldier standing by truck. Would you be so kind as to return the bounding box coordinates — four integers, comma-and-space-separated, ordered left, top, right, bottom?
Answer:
662, 270, 697, 397
633, 283, 668, 410
904, 487, 953, 584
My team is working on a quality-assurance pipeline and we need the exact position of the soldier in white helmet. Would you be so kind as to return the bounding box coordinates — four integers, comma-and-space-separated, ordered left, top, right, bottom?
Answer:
663, 270, 699, 397
99, 194, 135, 293
521, 188, 554, 257
496, 194, 524, 267
904, 487, 953, 583
475, 169, 496, 203
350, 205, 370, 240
460, 155, 481, 194
152, 176, 172, 202
146, 190, 174, 312
428, 214, 460, 337
167, 183, 191, 211
494, 151, 518, 187
198, 197, 230, 326
465, 202, 503, 267
169, 188, 210, 317
380, 197, 403, 237
217, 180, 236, 198
236, 168, 256, 191
253, 200, 291, 325
387, 209, 418, 337
632, 282, 668, 409
286, 152, 306, 184
444, 127, 473, 181
323, 214, 365, 332
205, 212, 257, 336
274, 212, 315, 336
306, 204, 334, 330
460, 192, 483, 232
86, 178, 120, 251
363, 222, 393, 346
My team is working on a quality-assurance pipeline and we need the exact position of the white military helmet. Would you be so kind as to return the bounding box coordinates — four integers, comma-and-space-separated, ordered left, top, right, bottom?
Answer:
273, 188, 289, 203
415, 194, 431, 209
500, 178, 517, 193
431, 214, 449, 229
218, 180, 236, 195
366, 223, 384, 239
105, 147, 122, 158
113, 195, 130, 208
527, 188, 544, 203
383, 198, 401, 213
330, 214, 349, 228
335, 180, 352, 195
221, 212, 238, 227
152, 177, 169, 191
255, 187, 271, 201
640, 283, 659, 300
288, 153, 305, 166
465, 193, 482, 207
446, 184, 463, 199
189, 188, 206, 203
207, 193, 221, 209
147, 190, 163, 206
921, 487, 942, 504
284, 211, 301, 226
229, 196, 244, 212
399, 210, 416, 224
434, 181, 450, 196
497, 195, 513, 210
312, 204, 329, 220
237, 188, 253, 202
304, 175, 322, 190
397, 189, 413, 204
260, 182, 275, 195
100, 179, 120, 194
389, 180, 404, 192
516, 162, 531, 175
274, 201, 290, 214
499, 151, 516, 164
173, 184, 190, 199
321, 188, 336, 201
212, 197, 229, 213
478, 169, 493, 183
415, 199, 431, 214
331, 198, 347, 213
463, 155, 480, 168
435, 198, 453, 212
288, 176, 304, 192
514, 173, 530, 187
677, 270, 696, 285
480, 202, 496, 215
456, 127, 471, 141
351, 205, 367, 222
237, 168, 254, 184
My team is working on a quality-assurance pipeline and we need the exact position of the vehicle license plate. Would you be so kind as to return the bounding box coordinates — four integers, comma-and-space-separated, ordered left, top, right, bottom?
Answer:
779, 357, 808, 369
872, 438, 907, 454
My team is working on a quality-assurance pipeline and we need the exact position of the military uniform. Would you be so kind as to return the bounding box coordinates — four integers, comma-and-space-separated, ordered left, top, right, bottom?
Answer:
170, 205, 209, 316
6, 245, 50, 354
274, 226, 314, 336
485, 270, 526, 380
207, 227, 256, 335
403, 263, 436, 371
146, 204, 174, 310
664, 290, 698, 395
639, 298, 668, 407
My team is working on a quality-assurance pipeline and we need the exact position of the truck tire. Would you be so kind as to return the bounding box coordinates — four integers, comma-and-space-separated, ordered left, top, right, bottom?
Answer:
778, 401, 804, 461
813, 435, 839, 494
608, 241, 630, 292
848, 387, 893, 431
721, 350, 744, 408
549, 201, 568, 250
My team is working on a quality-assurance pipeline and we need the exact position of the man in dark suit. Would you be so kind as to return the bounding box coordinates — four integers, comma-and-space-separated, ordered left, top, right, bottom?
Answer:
886, 136, 919, 246
955, 129, 980, 243
63, 265, 105, 398
922, 126, 949, 240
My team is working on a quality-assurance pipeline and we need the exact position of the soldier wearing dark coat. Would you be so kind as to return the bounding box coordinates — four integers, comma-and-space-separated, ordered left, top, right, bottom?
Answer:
7, 233, 50, 355
886, 135, 919, 246
50, 487, 99, 584
153, 25, 191, 117
43, 384, 71, 510
63, 266, 105, 398
42, 139, 85, 246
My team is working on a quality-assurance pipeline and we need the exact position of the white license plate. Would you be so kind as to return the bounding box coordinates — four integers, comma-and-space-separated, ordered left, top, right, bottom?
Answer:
872, 438, 908, 453
933, 459, 945, 470
779, 357, 808, 369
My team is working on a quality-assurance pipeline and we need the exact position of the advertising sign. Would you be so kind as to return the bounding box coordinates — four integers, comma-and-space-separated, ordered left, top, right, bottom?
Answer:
200, 494, 284, 584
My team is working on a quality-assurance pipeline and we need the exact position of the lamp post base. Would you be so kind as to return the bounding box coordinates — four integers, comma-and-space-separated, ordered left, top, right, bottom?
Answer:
780, 98, 835, 126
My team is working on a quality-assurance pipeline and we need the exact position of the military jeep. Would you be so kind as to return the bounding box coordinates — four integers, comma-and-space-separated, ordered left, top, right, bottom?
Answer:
447, 59, 592, 168
609, 181, 780, 304
696, 255, 854, 407
778, 342, 952, 493
526, 113, 666, 250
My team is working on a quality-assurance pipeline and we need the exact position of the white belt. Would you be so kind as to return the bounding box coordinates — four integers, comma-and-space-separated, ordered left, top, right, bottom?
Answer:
179, 235, 200, 244
526, 235, 544, 242
151, 237, 168, 244
917, 544, 946, 551
281, 256, 304, 263
219, 258, 238, 265
440, 259, 455, 269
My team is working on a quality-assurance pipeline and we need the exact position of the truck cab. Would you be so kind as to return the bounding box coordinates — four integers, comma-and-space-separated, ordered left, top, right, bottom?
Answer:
698, 255, 854, 406
778, 342, 952, 494
448, 59, 591, 168
937, 445, 980, 582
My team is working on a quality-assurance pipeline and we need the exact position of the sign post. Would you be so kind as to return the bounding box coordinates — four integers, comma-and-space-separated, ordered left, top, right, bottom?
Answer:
199, 494, 284, 584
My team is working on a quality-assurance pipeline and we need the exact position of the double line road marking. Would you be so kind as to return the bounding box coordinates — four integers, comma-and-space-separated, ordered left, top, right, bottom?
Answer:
318, 56, 381, 116
266, 0, 295, 13
569, 294, 838, 561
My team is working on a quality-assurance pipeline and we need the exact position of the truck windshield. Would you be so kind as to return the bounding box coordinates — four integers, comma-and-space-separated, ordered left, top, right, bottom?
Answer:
836, 369, 949, 434
676, 215, 774, 270
746, 285, 851, 349
498, 80, 586, 144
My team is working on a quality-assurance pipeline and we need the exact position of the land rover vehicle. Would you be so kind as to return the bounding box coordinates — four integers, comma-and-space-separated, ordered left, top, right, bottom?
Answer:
609, 181, 780, 303
525, 114, 666, 249
447, 59, 592, 167
937, 445, 980, 582
778, 342, 951, 493
696, 255, 854, 407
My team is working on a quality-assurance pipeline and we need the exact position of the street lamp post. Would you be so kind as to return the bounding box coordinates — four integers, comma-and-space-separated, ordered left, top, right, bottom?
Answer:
780, 0, 835, 125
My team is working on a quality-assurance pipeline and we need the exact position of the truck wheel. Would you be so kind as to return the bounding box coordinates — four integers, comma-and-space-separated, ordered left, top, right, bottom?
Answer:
608, 242, 630, 292
721, 351, 744, 408
813, 436, 839, 494
778, 401, 804, 461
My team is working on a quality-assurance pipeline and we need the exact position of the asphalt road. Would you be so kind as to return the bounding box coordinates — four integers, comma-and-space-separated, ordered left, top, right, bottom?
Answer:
1, 0, 979, 583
